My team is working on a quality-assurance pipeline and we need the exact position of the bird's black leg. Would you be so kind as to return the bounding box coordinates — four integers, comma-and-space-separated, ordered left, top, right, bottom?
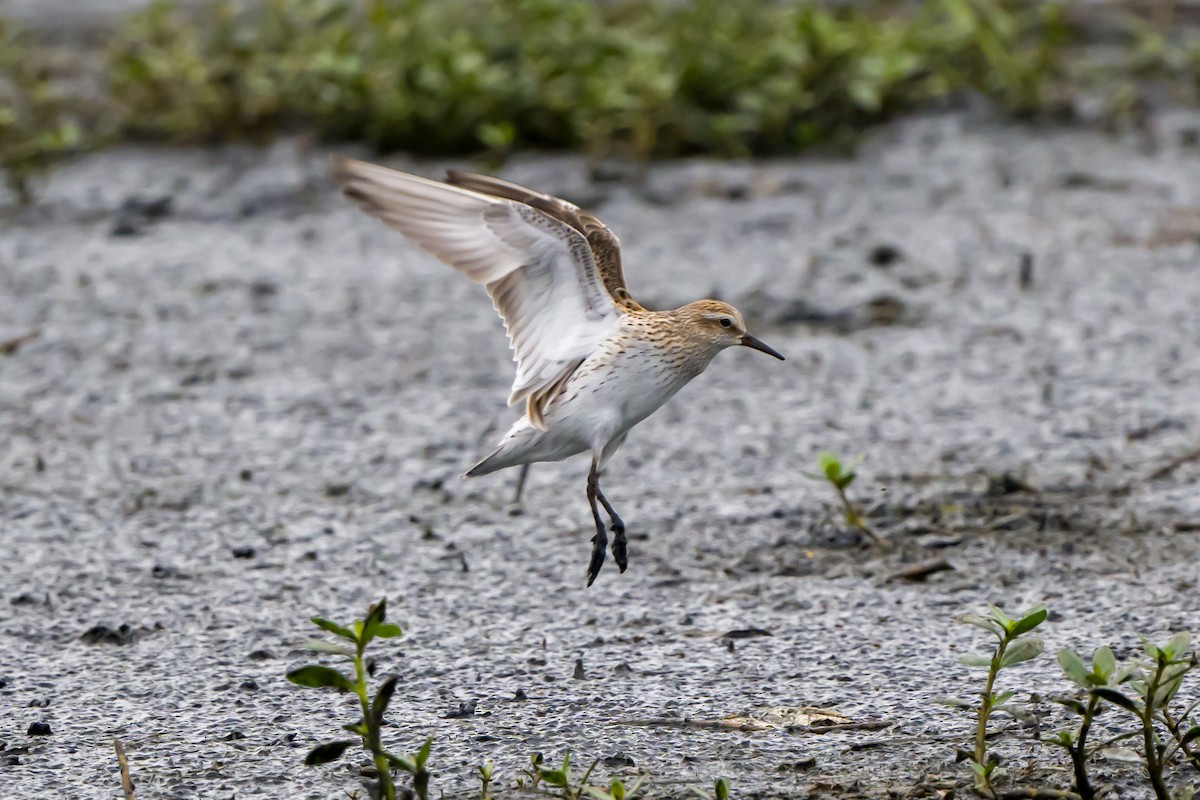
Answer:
594, 485, 627, 573
512, 464, 531, 505
585, 461, 607, 587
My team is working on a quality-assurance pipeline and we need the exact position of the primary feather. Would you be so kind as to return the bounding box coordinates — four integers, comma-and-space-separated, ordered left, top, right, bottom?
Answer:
332, 157, 622, 411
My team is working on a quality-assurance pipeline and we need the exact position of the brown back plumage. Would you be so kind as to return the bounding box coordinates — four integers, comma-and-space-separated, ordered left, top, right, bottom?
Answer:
444, 170, 644, 312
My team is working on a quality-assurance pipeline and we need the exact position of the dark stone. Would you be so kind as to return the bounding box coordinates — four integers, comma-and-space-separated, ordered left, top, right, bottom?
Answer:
231, 546, 256, 559
26, 722, 51, 736
868, 243, 903, 267
81, 624, 136, 645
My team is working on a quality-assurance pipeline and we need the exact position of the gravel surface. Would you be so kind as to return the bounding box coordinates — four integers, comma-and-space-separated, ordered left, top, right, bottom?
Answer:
2, 112, 1199, 799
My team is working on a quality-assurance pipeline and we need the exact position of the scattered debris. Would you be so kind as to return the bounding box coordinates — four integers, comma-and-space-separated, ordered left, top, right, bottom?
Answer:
887, 558, 954, 583
114, 739, 136, 800
441, 701, 478, 719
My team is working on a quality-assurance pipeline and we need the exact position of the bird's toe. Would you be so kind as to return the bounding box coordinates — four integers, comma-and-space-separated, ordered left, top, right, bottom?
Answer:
612, 537, 628, 573
587, 531, 608, 587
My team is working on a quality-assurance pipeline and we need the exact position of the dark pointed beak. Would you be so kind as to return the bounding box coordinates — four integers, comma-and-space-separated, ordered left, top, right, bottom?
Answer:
740, 333, 784, 360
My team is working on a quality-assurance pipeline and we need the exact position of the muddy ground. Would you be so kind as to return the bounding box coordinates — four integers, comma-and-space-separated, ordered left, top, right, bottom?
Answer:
2, 112, 1199, 799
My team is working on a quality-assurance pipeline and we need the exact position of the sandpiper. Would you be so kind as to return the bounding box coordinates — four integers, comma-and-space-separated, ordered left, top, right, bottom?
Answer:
332, 158, 784, 586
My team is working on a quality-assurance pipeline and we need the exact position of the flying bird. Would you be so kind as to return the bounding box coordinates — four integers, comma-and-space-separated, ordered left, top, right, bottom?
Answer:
332, 158, 784, 586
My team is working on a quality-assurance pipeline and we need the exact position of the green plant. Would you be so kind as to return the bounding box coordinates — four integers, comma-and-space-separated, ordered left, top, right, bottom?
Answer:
688, 777, 730, 800
1086, 634, 1197, 800
285, 598, 430, 800
1050, 645, 1131, 800
808, 451, 886, 545
947, 604, 1048, 798
535, 752, 599, 800
95, 0, 1080, 160
585, 775, 645, 800
0, 20, 86, 201
477, 761, 495, 800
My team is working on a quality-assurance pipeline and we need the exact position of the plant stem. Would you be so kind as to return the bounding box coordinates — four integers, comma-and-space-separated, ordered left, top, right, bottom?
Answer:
1162, 708, 1200, 775
974, 638, 1008, 799
1141, 662, 1169, 800
1069, 694, 1099, 800
836, 487, 887, 546
356, 642, 396, 800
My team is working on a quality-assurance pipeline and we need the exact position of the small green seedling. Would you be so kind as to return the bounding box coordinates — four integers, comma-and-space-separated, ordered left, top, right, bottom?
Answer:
1084, 633, 1197, 800
1050, 645, 1132, 800
585, 775, 646, 800
536, 752, 601, 800
689, 777, 730, 800
477, 761, 495, 800
286, 598, 430, 800
807, 452, 886, 546
946, 604, 1048, 798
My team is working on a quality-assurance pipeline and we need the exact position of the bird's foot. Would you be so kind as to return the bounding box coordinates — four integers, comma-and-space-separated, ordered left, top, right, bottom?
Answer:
610, 521, 628, 573
586, 530, 608, 588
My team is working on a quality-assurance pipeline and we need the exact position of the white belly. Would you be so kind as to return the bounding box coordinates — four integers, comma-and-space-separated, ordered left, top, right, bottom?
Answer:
541, 336, 704, 454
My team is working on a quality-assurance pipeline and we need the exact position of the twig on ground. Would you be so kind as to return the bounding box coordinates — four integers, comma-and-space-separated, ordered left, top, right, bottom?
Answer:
114, 739, 135, 800
1148, 445, 1200, 481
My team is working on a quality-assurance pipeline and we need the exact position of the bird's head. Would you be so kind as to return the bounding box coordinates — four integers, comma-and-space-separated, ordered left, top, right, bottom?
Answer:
680, 300, 785, 361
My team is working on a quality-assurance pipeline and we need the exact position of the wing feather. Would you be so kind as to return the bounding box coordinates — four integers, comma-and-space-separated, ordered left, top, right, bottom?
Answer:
332, 157, 620, 412
445, 170, 644, 311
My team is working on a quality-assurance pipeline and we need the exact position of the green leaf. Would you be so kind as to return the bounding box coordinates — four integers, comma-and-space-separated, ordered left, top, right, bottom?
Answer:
341, 721, 367, 736
286, 665, 353, 692
540, 769, 569, 787
987, 605, 1014, 630
1049, 730, 1075, 747
955, 613, 1003, 637
715, 777, 730, 800
375, 623, 403, 639
1163, 632, 1192, 660
1101, 746, 1143, 763
958, 653, 993, 667
1093, 646, 1116, 680
1000, 637, 1043, 667
305, 740, 355, 765
361, 597, 388, 644
994, 703, 1036, 722
992, 690, 1015, 705
415, 737, 432, 769
1010, 605, 1047, 636
387, 753, 417, 773
371, 675, 398, 725
311, 617, 356, 641
1180, 726, 1200, 749
611, 778, 626, 800
817, 452, 842, 483
1058, 648, 1091, 687
1094, 687, 1142, 715
305, 640, 354, 657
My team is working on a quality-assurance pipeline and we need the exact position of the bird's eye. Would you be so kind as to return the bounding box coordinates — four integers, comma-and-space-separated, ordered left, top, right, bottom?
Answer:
719, 317, 733, 328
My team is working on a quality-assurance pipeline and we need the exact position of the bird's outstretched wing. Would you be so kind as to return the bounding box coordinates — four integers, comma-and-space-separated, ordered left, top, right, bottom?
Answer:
332, 157, 621, 420
444, 170, 644, 311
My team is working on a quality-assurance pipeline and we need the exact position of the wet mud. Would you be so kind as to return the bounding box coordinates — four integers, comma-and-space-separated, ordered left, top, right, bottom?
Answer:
2, 112, 1199, 798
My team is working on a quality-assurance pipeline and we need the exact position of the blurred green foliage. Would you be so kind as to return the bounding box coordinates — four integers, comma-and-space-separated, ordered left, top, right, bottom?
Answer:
103, 0, 1069, 156
0, 21, 85, 201
3, 0, 1200, 199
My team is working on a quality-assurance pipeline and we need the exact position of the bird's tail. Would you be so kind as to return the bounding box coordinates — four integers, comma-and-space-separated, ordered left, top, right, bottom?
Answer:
464, 419, 541, 478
